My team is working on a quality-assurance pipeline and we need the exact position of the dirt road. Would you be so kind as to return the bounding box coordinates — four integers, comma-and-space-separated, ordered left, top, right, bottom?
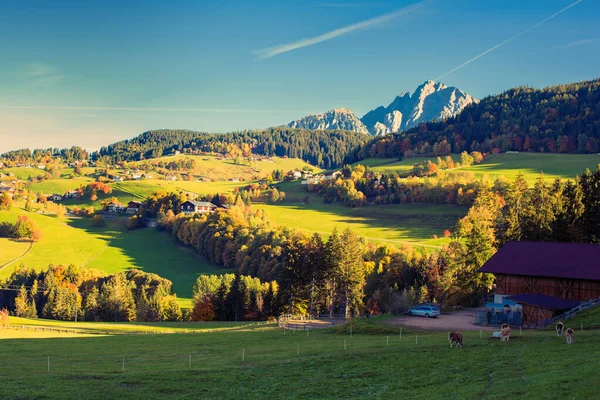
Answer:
386, 310, 495, 331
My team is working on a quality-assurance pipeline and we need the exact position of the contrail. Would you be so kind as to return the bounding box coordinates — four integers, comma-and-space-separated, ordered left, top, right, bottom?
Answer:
253, 1, 425, 59
0, 105, 302, 113
435, 0, 584, 81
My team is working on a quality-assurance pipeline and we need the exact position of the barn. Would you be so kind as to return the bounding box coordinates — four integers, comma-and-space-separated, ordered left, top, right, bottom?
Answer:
479, 241, 600, 327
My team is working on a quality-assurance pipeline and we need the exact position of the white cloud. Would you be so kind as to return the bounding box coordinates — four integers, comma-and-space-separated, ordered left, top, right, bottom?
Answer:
435, 0, 584, 81
252, 1, 425, 59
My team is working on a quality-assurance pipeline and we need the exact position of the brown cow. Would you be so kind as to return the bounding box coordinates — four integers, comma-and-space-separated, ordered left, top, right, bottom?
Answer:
566, 328, 575, 344
556, 322, 564, 337
448, 332, 463, 348
500, 326, 511, 343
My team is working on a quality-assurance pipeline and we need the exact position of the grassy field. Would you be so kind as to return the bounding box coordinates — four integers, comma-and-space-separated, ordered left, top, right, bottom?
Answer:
359, 153, 600, 184
0, 316, 598, 399
0, 207, 224, 304
2, 167, 47, 179
366, 156, 460, 175
152, 154, 320, 181
443, 153, 600, 183
0, 239, 31, 267
259, 181, 466, 247
28, 177, 94, 195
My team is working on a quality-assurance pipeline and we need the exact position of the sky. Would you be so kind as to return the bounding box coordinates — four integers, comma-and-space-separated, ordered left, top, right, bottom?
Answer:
1, 0, 599, 153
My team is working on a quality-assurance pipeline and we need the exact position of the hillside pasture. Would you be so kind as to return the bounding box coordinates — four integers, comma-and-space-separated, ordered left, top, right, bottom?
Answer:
0, 208, 224, 303
2, 167, 46, 179
0, 318, 599, 399
28, 177, 94, 195
443, 153, 600, 183
366, 155, 460, 175
142, 154, 320, 181
0, 239, 31, 267
260, 181, 465, 247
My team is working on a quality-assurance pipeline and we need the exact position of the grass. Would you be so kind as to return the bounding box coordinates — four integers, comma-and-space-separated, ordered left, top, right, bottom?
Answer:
557, 305, 600, 330
367, 156, 460, 175
0, 239, 30, 267
152, 154, 320, 181
2, 167, 46, 179
28, 177, 94, 195
359, 153, 600, 184
443, 153, 600, 183
259, 182, 466, 247
0, 317, 599, 399
0, 207, 226, 305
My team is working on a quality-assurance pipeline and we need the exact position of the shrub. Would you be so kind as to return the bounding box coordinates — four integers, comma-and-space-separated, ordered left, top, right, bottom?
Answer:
92, 215, 106, 226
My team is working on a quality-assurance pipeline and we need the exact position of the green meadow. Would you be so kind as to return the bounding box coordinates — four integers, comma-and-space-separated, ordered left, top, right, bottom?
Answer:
2, 167, 46, 179
0, 207, 224, 304
257, 182, 466, 247
0, 316, 599, 399
442, 153, 600, 183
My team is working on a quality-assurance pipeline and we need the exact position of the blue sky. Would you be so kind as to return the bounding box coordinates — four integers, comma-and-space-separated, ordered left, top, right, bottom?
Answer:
0, 0, 599, 152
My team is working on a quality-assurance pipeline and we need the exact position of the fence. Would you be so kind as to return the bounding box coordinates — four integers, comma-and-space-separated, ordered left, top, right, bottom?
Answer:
542, 295, 600, 327
1, 321, 270, 336
474, 308, 522, 327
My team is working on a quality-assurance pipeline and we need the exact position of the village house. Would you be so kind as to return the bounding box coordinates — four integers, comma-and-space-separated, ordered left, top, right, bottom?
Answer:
0, 185, 15, 198
126, 201, 142, 214
479, 241, 600, 327
324, 171, 342, 180
50, 194, 64, 202
181, 201, 217, 215
165, 175, 177, 181
112, 176, 123, 183
106, 202, 124, 213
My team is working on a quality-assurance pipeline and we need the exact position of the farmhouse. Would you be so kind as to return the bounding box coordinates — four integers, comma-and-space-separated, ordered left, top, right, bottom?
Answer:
126, 201, 142, 214
106, 202, 124, 213
181, 201, 217, 215
479, 241, 600, 326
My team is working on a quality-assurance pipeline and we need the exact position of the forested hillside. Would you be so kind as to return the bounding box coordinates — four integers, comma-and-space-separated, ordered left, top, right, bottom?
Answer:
94, 128, 367, 169
359, 79, 600, 159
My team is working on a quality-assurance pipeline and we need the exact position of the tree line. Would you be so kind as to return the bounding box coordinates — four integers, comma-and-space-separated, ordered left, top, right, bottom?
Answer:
0, 265, 182, 322
93, 128, 367, 169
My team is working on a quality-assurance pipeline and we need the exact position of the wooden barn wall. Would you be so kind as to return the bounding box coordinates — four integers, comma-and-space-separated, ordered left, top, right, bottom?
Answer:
495, 274, 600, 301
522, 305, 554, 326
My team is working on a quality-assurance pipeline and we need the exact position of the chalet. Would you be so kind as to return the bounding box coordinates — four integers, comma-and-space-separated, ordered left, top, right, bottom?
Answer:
131, 174, 142, 180
165, 175, 177, 181
181, 201, 217, 215
106, 202, 124, 213
126, 201, 142, 214
0, 186, 15, 198
112, 176, 123, 183
479, 241, 600, 326
51, 194, 63, 202
324, 171, 342, 180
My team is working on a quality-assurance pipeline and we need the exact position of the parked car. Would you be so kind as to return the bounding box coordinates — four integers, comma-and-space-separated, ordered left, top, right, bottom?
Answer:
407, 306, 440, 318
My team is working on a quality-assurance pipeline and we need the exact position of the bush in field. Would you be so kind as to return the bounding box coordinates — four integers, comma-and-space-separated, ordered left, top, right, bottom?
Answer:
92, 215, 106, 226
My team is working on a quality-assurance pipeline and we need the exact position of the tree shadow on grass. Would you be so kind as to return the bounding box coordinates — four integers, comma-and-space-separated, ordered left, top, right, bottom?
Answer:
66, 217, 228, 300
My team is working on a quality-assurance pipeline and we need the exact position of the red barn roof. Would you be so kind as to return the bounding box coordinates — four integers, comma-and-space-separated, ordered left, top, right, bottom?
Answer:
479, 241, 600, 281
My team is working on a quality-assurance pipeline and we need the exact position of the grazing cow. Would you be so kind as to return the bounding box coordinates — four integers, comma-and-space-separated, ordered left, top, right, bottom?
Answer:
566, 328, 575, 344
556, 322, 564, 337
448, 332, 463, 348
500, 326, 511, 343
0, 308, 9, 328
